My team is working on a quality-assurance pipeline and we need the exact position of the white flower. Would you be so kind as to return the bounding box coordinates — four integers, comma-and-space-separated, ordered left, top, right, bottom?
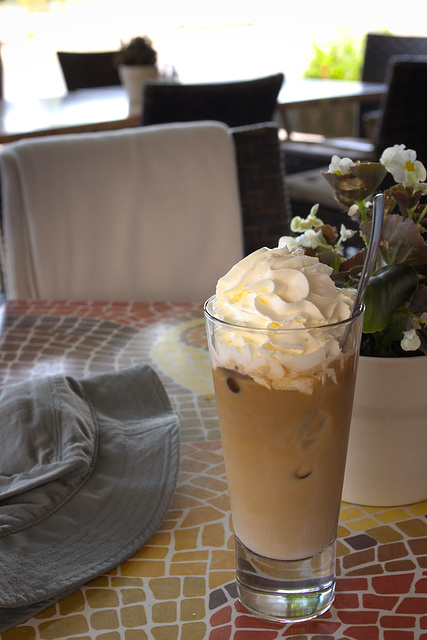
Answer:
338, 224, 356, 244
279, 228, 325, 251
380, 143, 406, 169
297, 229, 325, 249
290, 204, 324, 232
348, 204, 359, 218
401, 328, 421, 352
290, 216, 308, 232
278, 235, 298, 249
328, 155, 355, 175
380, 144, 427, 189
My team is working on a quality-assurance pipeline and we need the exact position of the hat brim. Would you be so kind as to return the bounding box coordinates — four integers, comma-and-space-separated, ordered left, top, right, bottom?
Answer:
0, 364, 180, 631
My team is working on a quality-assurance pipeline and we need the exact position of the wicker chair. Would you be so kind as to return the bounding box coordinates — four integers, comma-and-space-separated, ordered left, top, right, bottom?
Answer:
57, 50, 120, 92
230, 122, 292, 254
140, 74, 284, 128
374, 56, 427, 166
282, 33, 427, 174
358, 33, 427, 136
285, 56, 427, 225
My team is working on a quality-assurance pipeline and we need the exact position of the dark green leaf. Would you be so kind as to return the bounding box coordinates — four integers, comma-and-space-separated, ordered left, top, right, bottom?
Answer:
363, 315, 409, 357
363, 264, 418, 333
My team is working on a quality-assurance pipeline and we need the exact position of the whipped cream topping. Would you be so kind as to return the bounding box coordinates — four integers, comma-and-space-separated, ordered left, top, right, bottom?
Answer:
207, 246, 355, 392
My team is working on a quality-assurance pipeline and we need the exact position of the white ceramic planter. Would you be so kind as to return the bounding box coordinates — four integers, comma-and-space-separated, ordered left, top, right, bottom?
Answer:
342, 354, 427, 507
118, 64, 158, 114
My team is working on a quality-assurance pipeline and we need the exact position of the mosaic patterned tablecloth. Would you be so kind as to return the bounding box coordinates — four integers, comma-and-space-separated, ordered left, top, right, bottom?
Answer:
0, 300, 426, 640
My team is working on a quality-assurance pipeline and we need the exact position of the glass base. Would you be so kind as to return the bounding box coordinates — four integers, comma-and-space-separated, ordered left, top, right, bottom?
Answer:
235, 536, 336, 623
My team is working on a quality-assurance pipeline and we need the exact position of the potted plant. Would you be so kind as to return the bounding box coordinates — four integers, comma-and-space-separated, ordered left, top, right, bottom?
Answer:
116, 36, 159, 113
280, 144, 427, 506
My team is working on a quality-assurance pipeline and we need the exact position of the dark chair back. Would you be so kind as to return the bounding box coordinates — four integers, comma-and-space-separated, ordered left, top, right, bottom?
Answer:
359, 33, 427, 135
140, 73, 284, 128
374, 56, 427, 167
362, 33, 427, 82
57, 50, 120, 92
230, 122, 291, 254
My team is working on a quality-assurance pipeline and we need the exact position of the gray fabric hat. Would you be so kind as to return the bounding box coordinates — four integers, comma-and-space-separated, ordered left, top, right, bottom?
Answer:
0, 364, 180, 632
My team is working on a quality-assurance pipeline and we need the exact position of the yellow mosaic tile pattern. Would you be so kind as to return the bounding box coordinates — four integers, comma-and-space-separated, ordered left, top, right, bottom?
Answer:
151, 318, 213, 395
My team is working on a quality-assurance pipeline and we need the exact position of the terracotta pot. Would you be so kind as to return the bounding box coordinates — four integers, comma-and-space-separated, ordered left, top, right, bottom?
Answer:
118, 64, 158, 114
342, 354, 427, 506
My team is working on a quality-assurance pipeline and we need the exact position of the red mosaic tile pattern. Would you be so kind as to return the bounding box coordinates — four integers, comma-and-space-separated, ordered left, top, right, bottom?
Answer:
207, 541, 427, 639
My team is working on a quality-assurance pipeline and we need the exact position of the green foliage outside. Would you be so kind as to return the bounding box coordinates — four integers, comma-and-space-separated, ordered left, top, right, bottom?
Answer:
304, 39, 364, 81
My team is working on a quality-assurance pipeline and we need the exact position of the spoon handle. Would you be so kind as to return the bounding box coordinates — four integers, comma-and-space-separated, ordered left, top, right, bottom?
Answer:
352, 192, 385, 314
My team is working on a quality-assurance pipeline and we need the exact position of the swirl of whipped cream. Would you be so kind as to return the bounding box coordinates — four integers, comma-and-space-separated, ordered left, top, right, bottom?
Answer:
208, 246, 355, 392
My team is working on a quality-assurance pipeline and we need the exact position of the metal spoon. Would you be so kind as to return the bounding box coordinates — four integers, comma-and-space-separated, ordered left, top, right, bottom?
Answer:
341, 193, 384, 350
351, 192, 385, 316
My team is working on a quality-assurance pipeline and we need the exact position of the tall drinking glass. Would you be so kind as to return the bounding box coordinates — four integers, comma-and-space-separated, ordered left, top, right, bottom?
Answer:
204, 298, 364, 622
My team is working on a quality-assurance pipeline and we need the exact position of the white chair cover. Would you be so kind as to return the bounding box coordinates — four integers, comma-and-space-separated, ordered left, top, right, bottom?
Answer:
0, 121, 243, 301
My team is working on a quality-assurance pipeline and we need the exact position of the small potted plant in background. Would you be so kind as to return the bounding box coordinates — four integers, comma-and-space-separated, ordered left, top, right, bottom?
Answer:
116, 36, 159, 114
280, 144, 427, 507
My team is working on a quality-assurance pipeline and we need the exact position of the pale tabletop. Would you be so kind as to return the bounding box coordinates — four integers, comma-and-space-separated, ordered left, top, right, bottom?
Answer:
0, 80, 386, 144
277, 78, 386, 108
0, 299, 425, 640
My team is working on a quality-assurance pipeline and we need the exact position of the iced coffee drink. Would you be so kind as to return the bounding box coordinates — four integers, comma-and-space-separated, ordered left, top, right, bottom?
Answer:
204, 245, 364, 622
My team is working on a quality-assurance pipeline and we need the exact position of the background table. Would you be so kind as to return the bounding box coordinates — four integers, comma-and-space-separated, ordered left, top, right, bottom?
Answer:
0, 80, 386, 144
0, 299, 426, 640
0, 86, 138, 144
278, 79, 385, 109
